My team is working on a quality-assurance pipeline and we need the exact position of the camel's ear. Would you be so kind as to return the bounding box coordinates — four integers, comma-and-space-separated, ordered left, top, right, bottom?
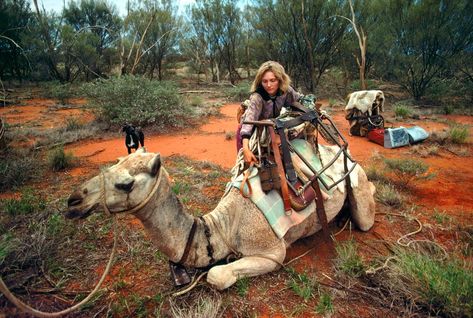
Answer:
150, 154, 161, 176
137, 147, 146, 153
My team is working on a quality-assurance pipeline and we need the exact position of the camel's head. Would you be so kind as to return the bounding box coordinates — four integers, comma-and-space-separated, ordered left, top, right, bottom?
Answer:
66, 148, 162, 219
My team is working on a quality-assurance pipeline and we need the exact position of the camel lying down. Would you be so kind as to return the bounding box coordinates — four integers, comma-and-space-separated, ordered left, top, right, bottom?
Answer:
66, 148, 375, 290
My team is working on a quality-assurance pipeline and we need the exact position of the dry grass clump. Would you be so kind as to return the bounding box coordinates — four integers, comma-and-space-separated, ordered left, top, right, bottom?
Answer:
375, 183, 404, 208
367, 246, 473, 318
169, 290, 223, 318
334, 238, 365, 278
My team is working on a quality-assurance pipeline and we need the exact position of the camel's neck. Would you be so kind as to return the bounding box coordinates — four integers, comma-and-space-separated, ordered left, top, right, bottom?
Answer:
133, 168, 223, 267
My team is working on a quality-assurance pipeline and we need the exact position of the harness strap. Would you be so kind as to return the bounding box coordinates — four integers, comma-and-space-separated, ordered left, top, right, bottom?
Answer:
268, 126, 292, 213
275, 119, 298, 186
178, 218, 198, 265
311, 176, 330, 240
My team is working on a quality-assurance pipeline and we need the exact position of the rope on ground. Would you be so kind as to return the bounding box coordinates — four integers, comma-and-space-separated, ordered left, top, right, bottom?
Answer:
171, 272, 208, 297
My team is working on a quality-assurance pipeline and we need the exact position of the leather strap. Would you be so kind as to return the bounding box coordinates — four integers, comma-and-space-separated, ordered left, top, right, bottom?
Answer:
178, 218, 197, 265
275, 119, 298, 186
311, 176, 330, 240
239, 163, 254, 198
269, 126, 292, 213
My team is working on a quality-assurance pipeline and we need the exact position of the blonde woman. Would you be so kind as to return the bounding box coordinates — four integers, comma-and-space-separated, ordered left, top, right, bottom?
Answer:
238, 61, 302, 163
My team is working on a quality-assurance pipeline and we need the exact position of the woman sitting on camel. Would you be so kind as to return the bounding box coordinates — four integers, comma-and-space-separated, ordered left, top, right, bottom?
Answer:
237, 61, 303, 164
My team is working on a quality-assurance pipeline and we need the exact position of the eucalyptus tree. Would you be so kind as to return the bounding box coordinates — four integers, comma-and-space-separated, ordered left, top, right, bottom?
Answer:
381, 0, 473, 101
0, 0, 33, 81
191, 0, 243, 84
63, 0, 121, 79
250, 0, 348, 92
133, 0, 181, 80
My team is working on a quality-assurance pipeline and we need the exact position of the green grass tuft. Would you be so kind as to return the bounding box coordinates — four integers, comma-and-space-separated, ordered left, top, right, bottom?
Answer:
48, 146, 75, 171
334, 238, 365, 277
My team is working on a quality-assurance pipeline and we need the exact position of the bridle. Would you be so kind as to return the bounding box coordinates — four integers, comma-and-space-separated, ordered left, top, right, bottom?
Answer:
100, 166, 162, 216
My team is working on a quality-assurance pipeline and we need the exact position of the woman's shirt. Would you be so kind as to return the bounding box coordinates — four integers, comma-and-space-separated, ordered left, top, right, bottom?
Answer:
240, 85, 302, 139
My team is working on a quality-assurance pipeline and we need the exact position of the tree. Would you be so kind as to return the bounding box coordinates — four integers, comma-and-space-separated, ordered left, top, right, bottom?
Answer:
382, 0, 473, 101
190, 0, 242, 84
63, 0, 121, 79
250, 0, 348, 92
0, 0, 33, 81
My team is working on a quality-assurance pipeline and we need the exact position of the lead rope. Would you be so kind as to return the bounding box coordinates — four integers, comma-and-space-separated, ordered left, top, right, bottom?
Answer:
0, 174, 118, 318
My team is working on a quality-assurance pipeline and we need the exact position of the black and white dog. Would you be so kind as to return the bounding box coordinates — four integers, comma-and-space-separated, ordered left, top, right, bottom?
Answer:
122, 124, 145, 154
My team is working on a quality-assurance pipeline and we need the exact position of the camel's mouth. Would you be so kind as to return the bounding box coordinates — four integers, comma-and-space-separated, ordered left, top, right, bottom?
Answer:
65, 203, 99, 219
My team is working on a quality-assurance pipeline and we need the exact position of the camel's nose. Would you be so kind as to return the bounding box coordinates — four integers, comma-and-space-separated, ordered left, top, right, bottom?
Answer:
67, 192, 83, 207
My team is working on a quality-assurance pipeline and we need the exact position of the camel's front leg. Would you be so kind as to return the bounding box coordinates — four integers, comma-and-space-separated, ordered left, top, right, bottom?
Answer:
207, 252, 285, 290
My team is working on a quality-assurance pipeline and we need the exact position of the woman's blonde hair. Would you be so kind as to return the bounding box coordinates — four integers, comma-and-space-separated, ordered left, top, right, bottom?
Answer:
251, 61, 291, 93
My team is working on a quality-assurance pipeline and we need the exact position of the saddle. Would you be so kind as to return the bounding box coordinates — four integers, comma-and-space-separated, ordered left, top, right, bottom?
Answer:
242, 101, 357, 238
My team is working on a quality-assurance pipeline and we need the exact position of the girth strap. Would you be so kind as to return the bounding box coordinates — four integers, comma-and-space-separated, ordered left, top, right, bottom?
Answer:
311, 176, 330, 240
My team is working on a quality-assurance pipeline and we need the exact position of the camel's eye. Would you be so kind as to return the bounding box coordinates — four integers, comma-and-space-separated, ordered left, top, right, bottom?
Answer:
115, 180, 135, 193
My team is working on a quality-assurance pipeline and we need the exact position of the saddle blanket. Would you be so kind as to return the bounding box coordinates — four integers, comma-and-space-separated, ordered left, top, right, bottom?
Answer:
228, 167, 315, 239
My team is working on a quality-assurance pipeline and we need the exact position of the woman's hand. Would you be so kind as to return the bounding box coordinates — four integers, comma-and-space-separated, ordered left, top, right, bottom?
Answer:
243, 148, 257, 164
242, 138, 257, 164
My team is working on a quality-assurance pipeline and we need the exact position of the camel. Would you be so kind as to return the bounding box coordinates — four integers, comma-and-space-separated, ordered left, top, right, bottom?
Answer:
66, 147, 375, 290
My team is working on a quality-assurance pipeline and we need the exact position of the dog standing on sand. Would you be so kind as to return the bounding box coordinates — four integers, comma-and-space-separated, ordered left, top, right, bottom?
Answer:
122, 124, 145, 154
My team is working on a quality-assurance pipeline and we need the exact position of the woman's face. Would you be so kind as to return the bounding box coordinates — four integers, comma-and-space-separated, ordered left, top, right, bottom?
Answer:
261, 71, 279, 96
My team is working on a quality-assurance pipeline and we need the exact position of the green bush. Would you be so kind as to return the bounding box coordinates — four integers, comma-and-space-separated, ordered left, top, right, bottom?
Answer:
383, 157, 430, 187
349, 79, 376, 90
449, 125, 469, 144
2, 188, 46, 216
334, 238, 365, 277
393, 103, 413, 119
315, 292, 334, 315
225, 82, 251, 102
384, 248, 473, 317
48, 146, 74, 171
82, 75, 192, 129
49, 82, 73, 105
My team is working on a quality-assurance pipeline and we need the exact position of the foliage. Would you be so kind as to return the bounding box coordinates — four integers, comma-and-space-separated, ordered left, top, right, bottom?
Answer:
315, 292, 334, 315
393, 103, 412, 119
82, 75, 192, 128
225, 81, 250, 101
1, 188, 46, 216
375, 183, 404, 208
49, 82, 73, 104
377, 247, 473, 317
448, 125, 469, 144
383, 157, 430, 187
235, 276, 250, 297
48, 146, 75, 171
0, 151, 41, 191
334, 238, 365, 277
286, 267, 318, 302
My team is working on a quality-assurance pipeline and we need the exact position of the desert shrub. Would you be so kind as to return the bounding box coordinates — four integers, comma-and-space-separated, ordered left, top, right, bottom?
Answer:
334, 238, 365, 277
1, 188, 46, 216
188, 95, 203, 107
0, 152, 41, 191
235, 276, 250, 297
64, 117, 83, 131
393, 103, 412, 119
225, 81, 251, 102
349, 79, 376, 90
383, 157, 430, 187
82, 75, 192, 129
48, 146, 74, 171
375, 183, 404, 207
442, 105, 454, 115
449, 125, 469, 144
374, 248, 473, 317
49, 82, 73, 105
365, 166, 390, 184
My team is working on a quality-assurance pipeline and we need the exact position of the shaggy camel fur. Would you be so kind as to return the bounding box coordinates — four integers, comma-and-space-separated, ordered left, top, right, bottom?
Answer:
66, 148, 375, 290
